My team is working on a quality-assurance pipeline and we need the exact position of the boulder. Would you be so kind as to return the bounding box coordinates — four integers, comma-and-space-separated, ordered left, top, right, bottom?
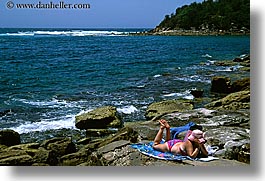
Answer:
205, 90, 250, 110
0, 129, 21, 146
210, 76, 232, 93
145, 100, 193, 120
190, 89, 204, 98
75, 106, 123, 129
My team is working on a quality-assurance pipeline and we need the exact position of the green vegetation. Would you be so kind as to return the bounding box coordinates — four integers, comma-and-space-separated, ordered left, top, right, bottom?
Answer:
155, 0, 249, 33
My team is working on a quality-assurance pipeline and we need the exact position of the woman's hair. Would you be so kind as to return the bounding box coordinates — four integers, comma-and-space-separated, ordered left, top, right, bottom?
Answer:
190, 124, 203, 131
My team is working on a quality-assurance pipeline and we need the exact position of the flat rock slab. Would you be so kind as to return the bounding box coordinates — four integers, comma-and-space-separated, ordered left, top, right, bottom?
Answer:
182, 158, 248, 166
97, 140, 130, 154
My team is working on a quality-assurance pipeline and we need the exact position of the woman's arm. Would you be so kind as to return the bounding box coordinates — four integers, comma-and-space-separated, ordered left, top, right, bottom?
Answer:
185, 140, 200, 159
199, 143, 208, 157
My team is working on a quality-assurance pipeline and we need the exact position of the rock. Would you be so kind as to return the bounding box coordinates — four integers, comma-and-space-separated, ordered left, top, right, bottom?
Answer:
205, 90, 250, 110
97, 127, 138, 148
76, 137, 92, 145
33, 147, 58, 166
224, 143, 250, 164
0, 149, 33, 166
75, 106, 123, 129
100, 145, 139, 166
87, 144, 149, 166
40, 137, 76, 158
214, 60, 237, 67
231, 77, 250, 92
0, 129, 21, 146
124, 121, 158, 141
98, 140, 130, 155
238, 66, 250, 72
7, 143, 40, 157
210, 76, 232, 93
145, 100, 194, 120
233, 55, 250, 63
0, 109, 12, 117
233, 57, 242, 62
86, 152, 103, 166
0, 145, 8, 151
190, 89, 204, 98
59, 149, 91, 166
238, 143, 250, 164
85, 129, 118, 138
32, 163, 50, 166
182, 158, 248, 166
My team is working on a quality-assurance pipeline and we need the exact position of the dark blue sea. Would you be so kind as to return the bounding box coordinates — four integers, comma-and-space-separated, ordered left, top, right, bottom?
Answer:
0, 28, 250, 143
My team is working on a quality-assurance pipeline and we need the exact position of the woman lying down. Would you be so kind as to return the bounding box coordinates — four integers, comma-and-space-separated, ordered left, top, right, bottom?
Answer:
153, 119, 208, 159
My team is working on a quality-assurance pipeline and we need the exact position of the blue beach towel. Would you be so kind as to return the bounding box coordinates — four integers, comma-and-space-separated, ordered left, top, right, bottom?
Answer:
170, 122, 195, 139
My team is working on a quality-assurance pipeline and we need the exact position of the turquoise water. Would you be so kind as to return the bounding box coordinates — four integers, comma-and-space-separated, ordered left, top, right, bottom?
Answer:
0, 28, 250, 142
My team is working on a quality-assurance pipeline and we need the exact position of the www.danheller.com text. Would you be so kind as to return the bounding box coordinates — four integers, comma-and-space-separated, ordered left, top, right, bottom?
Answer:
6, 1, 91, 10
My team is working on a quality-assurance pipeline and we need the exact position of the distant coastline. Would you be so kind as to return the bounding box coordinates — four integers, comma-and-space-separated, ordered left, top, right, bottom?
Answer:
131, 29, 250, 36
132, 0, 250, 37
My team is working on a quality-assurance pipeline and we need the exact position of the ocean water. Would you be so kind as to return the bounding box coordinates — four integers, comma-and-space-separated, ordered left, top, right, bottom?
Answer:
0, 28, 250, 143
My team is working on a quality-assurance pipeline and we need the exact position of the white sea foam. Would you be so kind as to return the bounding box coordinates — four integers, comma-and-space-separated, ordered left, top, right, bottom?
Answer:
202, 54, 213, 58
162, 90, 194, 100
10, 115, 76, 134
206, 60, 216, 65
173, 76, 211, 84
117, 105, 138, 114
163, 93, 179, 97
216, 65, 244, 72
13, 98, 76, 108
76, 109, 93, 116
136, 85, 145, 88
5, 32, 34, 36
153, 74, 162, 78
0, 30, 128, 37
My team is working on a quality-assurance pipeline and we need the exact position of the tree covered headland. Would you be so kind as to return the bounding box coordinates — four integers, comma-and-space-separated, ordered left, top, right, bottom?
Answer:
154, 0, 249, 33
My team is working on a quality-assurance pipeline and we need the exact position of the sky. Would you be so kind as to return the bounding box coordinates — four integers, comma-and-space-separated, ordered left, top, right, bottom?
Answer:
0, 0, 203, 28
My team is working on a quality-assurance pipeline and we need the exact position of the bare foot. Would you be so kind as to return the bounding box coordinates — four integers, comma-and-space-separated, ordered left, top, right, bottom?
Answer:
159, 119, 170, 129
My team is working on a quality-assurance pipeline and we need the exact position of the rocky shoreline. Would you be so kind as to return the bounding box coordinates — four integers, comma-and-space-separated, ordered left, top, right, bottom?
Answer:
0, 55, 250, 166
131, 29, 250, 36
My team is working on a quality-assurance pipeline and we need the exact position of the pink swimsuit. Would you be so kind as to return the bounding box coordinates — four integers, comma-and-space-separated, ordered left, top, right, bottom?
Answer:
166, 139, 187, 156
